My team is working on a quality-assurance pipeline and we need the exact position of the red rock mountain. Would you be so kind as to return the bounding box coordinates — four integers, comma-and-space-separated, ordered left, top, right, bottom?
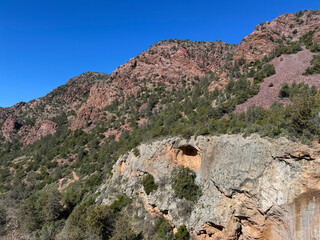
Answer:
235, 10, 320, 62
1, 9, 320, 144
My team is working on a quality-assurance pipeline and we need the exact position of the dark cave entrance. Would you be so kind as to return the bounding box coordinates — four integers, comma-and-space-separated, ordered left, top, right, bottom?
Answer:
179, 145, 198, 156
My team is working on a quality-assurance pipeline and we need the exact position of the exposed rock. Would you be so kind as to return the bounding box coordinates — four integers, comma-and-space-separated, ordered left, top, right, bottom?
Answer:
1, 117, 23, 141
99, 134, 320, 240
20, 120, 57, 145
234, 10, 320, 62
84, 81, 119, 109
70, 107, 100, 130
0, 72, 108, 140
109, 40, 236, 89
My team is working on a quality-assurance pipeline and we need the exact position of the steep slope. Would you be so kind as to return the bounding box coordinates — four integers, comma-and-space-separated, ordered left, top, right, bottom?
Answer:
235, 49, 320, 112
1, 8, 320, 240
0, 41, 236, 140
109, 40, 235, 89
0, 72, 109, 143
100, 134, 320, 240
70, 40, 236, 129
234, 9, 320, 62
1, 10, 320, 143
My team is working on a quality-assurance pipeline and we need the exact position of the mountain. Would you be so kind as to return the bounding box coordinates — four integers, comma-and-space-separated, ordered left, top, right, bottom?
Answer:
0, 9, 320, 240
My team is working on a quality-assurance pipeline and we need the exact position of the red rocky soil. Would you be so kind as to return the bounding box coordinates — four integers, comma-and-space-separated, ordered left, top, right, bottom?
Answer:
235, 49, 320, 113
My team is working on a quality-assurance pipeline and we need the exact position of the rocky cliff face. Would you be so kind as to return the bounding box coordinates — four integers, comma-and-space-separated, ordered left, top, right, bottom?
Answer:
99, 134, 320, 240
234, 10, 320, 62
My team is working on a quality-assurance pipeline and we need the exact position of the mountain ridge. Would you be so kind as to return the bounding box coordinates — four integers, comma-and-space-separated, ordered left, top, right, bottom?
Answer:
1, 9, 320, 240
1, 9, 319, 144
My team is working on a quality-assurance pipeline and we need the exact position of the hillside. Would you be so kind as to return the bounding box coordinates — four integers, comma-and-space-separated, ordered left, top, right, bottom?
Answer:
0, 9, 320, 240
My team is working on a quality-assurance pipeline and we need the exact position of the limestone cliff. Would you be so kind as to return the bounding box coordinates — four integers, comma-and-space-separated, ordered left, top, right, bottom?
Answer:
99, 134, 320, 240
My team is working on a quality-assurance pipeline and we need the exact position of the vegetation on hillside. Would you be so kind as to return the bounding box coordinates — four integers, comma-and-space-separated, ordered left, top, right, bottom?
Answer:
304, 55, 320, 75
0, 12, 320, 238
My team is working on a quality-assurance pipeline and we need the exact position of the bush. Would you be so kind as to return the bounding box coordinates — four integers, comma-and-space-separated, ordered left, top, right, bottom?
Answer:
110, 215, 141, 240
300, 31, 320, 53
62, 182, 83, 211
271, 41, 302, 58
253, 64, 276, 84
171, 166, 201, 202
155, 217, 174, 240
133, 148, 140, 157
278, 83, 290, 98
110, 194, 131, 213
86, 205, 115, 239
43, 188, 63, 222
278, 82, 317, 99
290, 96, 314, 134
174, 225, 190, 240
304, 55, 320, 75
142, 174, 158, 195
0, 203, 7, 235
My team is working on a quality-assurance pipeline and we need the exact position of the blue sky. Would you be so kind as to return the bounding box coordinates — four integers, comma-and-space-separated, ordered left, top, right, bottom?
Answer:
0, 0, 318, 107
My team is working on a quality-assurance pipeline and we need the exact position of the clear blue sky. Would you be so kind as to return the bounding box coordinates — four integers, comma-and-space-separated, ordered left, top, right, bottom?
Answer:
0, 0, 318, 107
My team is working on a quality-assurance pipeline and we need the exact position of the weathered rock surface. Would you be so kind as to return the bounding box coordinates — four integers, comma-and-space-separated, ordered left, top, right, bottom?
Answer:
20, 120, 57, 145
99, 134, 320, 240
109, 40, 235, 89
0, 72, 109, 142
234, 10, 320, 62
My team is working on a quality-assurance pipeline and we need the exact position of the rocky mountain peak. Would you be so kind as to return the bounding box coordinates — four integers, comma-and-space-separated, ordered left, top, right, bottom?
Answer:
109, 39, 236, 89
234, 9, 320, 62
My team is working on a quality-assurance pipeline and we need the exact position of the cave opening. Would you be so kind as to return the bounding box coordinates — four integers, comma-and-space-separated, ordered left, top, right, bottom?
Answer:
179, 145, 198, 156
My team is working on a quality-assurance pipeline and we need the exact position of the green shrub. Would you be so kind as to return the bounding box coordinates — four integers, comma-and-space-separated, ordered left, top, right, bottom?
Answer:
86, 205, 115, 239
110, 215, 141, 240
253, 64, 276, 84
300, 31, 320, 53
263, 63, 276, 77
142, 174, 158, 195
174, 225, 189, 240
271, 41, 302, 58
62, 181, 83, 211
110, 194, 131, 213
290, 96, 314, 134
133, 148, 140, 157
155, 217, 174, 240
279, 82, 317, 99
38, 221, 63, 240
43, 188, 63, 222
171, 166, 201, 202
278, 83, 290, 98
304, 55, 320, 75
0, 203, 7, 235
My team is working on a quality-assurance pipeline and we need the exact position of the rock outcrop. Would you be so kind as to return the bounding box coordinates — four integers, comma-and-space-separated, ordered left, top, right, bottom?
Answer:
109, 40, 236, 89
234, 10, 320, 62
20, 120, 57, 145
0, 72, 109, 142
99, 134, 320, 240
